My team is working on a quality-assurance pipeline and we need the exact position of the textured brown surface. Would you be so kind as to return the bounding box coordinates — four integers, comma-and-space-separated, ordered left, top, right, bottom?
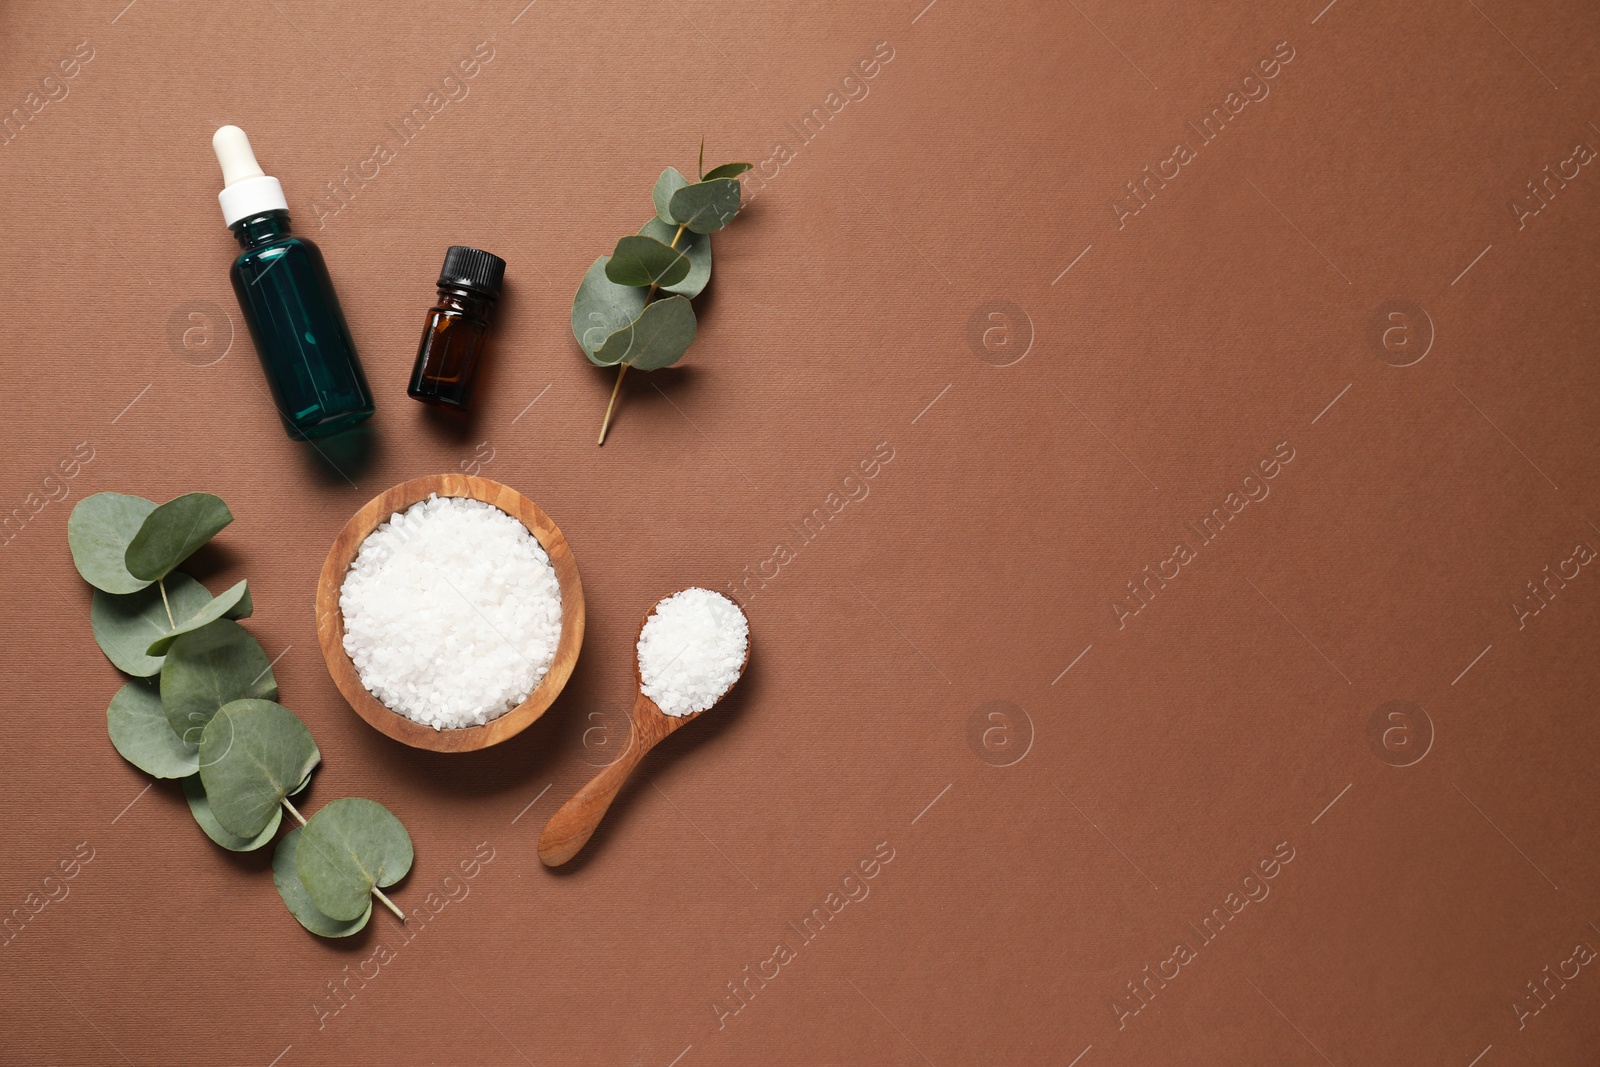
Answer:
3, 1, 1600, 1064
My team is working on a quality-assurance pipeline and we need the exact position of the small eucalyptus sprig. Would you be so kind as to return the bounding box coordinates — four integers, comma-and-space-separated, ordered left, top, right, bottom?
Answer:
572, 143, 752, 444
69, 491, 413, 938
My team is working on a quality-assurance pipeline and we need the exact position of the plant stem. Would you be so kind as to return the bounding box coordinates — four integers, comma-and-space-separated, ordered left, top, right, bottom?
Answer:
158, 578, 175, 628
597, 364, 628, 446
280, 796, 308, 826
372, 887, 408, 923
596, 224, 689, 446
280, 796, 407, 924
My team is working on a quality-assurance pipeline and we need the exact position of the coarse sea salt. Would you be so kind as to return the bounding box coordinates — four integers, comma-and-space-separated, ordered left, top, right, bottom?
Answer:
637, 588, 749, 717
339, 494, 563, 730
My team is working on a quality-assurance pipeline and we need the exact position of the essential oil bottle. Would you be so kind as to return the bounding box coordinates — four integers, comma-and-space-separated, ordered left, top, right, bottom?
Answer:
211, 125, 374, 440
407, 246, 506, 411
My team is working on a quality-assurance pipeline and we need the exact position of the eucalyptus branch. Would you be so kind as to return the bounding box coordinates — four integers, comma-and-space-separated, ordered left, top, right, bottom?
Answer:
573, 151, 753, 445
70, 489, 416, 940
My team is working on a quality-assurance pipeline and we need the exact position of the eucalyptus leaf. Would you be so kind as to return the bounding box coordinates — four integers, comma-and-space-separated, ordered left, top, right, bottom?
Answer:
652, 166, 690, 225
668, 177, 741, 234
145, 580, 252, 656
125, 493, 233, 582
183, 774, 282, 851
68, 493, 157, 594
91, 573, 217, 677
572, 256, 649, 362
702, 162, 753, 181
273, 829, 370, 937
295, 798, 413, 922
605, 235, 691, 288
161, 619, 278, 745
639, 218, 710, 298
223, 582, 253, 621
198, 699, 320, 839
595, 295, 697, 371
107, 677, 197, 779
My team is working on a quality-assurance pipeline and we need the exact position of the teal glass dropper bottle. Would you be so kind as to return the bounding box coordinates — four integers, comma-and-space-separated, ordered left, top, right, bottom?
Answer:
212, 125, 374, 440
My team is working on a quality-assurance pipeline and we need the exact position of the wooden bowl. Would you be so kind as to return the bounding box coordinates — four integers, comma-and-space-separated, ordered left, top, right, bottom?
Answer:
314, 474, 585, 753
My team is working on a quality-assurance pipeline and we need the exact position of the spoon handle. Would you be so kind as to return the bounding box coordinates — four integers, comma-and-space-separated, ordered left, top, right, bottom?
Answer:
538, 725, 651, 866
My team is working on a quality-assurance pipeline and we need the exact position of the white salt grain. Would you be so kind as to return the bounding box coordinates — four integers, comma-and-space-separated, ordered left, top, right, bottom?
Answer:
339, 494, 562, 730
637, 588, 749, 717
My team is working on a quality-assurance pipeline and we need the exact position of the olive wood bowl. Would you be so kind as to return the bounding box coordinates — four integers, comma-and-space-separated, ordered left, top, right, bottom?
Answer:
315, 474, 585, 753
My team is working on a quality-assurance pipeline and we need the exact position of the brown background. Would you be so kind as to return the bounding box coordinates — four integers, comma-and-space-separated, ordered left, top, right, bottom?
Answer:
3, 0, 1600, 1064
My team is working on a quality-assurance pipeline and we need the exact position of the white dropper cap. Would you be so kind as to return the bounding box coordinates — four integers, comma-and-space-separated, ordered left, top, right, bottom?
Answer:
212, 125, 289, 227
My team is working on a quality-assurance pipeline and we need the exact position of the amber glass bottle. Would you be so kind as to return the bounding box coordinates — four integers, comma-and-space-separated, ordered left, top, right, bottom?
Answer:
407, 247, 506, 411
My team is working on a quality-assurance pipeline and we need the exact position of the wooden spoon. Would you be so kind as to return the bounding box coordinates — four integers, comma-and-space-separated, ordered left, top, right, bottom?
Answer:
539, 591, 749, 867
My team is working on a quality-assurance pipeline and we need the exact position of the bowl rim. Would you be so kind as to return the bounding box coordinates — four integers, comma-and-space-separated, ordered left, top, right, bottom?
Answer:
314, 474, 586, 753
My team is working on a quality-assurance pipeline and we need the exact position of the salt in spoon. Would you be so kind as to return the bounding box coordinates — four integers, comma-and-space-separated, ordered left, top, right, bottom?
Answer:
539, 590, 749, 867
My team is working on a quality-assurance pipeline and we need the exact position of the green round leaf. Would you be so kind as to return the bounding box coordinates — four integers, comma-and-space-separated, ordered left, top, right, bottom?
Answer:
145, 579, 251, 656
125, 493, 233, 582
274, 828, 370, 937
161, 619, 278, 744
572, 256, 649, 363
107, 677, 197, 779
702, 162, 753, 181
91, 573, 217, 677
183, 774, 282, 851
198, 699, 320, 839
222, 582, 253, 621
295, 798, 413, 922
668, 177, 742, 234
68, 493, 157, 594
652, 166, 689, 225
640, 217, 711, 298
605, 235, 692, 289
596, 295, 697, 371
